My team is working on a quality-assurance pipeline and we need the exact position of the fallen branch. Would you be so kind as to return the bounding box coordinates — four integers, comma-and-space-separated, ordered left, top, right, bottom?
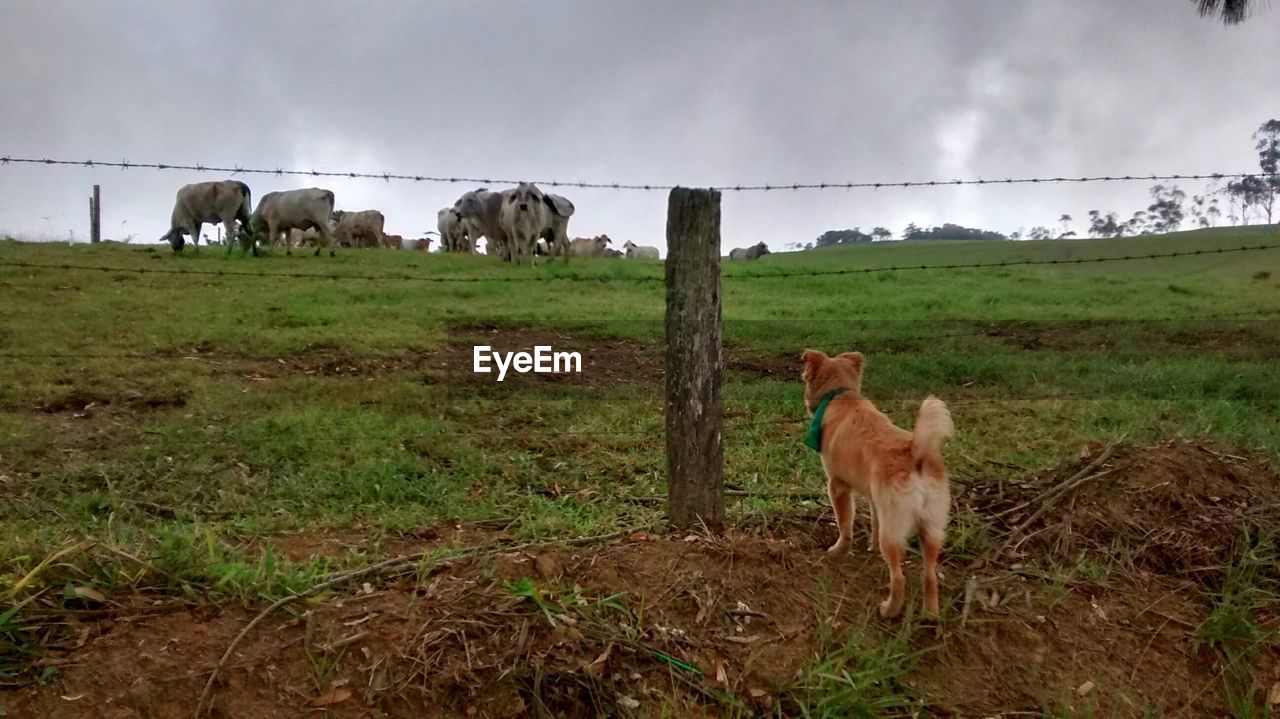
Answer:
193, 527, 641, 718
995, 440, 1123, 557
994, 439, 1122, 522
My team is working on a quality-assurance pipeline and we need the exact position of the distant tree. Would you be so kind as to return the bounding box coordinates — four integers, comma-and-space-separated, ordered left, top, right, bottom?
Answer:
1057, 214, 1073, 238
871, 226, 893, 242
903, 223, 1008, 241
1252, 119, 1279, 224
1145, 184, 1186, 233
1060, 230, 1077, 239
1027, 226, 1053, 241
1126, 211, 1150, 235
1088, 210, 1125, 238
1226, 175, 1269, 225
901, 223, 921, 241
814, 228, 873, 247
1191, 0, 1254, 24
1206, 198, 1222, 226
1009, 229, 1023, 242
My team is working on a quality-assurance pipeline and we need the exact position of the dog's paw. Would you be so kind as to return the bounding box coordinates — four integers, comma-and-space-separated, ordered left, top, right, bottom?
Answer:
878, 598, 902, 619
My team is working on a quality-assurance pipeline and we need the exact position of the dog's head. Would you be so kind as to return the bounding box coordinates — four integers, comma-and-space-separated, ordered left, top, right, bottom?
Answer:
800, 349, 865, 412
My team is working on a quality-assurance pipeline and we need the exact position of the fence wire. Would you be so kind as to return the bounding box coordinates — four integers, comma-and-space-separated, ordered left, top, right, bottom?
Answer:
3, 242, 1276, 286
3, 155, 1276, 191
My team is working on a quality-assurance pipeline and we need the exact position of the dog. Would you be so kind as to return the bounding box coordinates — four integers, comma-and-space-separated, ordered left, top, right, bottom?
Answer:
801, 349, 954, 618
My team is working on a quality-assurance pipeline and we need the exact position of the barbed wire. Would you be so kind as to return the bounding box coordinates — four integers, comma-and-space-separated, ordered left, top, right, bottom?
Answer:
2, 155, 1276, 191
724, 243, 1280, 279
3, 242, 1277, 285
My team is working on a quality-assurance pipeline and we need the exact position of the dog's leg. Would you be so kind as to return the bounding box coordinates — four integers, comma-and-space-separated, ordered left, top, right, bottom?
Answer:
921, 530, 943, 618
874, 489, 909, 618
866, 503, 878, 552
877, 534, 907, 618
826, 480, 854, 555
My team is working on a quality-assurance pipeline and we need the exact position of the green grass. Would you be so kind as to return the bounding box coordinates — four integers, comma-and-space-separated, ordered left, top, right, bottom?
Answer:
1, 227, 1279, 704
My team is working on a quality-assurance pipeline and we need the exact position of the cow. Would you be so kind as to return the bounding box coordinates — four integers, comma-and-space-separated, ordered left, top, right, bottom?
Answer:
456, 186, 575, 263
729, 242, 771, 261
539, 193, 576, 261
454, 188, 510, 259
247, 188, 337, 256
498, 182, 550, 266
332, 209, 385, 249
160, 180, 252, 254
623, 240, 660, 260
383, 233, 404, 250
568, 235, 612, 257
437, 207, 472, 253
410, 237, 433, 252
603, 248, 623, 258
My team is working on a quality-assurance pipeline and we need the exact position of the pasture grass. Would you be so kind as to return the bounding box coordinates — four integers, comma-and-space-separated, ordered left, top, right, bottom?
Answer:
1, 226, 1279, 709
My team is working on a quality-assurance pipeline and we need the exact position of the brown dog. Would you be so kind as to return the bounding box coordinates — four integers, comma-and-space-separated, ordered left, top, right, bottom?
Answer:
801, 349, 954, 618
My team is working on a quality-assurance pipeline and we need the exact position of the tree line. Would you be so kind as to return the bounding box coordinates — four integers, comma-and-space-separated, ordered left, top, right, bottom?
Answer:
799, 119, 1277, 249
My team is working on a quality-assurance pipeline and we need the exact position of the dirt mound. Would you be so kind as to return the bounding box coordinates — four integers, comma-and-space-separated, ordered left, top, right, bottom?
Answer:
974, 439, 1280, 576
9, 440, 1279, 718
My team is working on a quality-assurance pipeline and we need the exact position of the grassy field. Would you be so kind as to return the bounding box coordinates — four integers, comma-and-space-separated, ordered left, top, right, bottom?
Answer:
2, 227, 1279, 717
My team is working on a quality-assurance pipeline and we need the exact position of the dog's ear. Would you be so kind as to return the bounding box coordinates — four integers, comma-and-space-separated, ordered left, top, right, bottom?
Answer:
837, 351, 864, 370
801, 349, 826, 382
837, 351, 864, 390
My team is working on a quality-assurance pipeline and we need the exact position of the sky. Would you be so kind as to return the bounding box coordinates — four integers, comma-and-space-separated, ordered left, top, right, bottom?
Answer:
1, 0, 1277, 253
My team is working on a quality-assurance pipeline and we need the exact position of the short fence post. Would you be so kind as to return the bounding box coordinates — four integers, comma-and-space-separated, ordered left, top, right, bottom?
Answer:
89, 185, 101, 243
664, 187, 724, 531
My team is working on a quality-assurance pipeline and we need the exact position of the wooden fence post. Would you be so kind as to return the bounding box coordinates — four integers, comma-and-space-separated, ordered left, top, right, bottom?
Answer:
89, 185, 101, 243
665, 187, 724, 531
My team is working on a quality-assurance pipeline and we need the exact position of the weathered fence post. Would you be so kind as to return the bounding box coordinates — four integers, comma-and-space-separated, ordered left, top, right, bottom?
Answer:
665, 187, 724, 531
89, 185, 101, 243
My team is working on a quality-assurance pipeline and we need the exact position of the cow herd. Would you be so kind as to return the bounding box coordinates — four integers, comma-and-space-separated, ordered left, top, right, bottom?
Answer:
158, 179, 769, 263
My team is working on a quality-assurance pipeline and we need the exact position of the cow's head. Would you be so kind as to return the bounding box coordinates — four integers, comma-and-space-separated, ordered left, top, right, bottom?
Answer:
755, 242, 771, 256
507, 182, 544, 213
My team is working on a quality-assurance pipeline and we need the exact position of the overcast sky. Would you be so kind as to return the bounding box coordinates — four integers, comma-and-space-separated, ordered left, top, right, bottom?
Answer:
1, 1, 1277, 252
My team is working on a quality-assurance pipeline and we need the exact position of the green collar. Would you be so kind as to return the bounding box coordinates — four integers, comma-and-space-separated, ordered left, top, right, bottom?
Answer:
804, 389, 847, 452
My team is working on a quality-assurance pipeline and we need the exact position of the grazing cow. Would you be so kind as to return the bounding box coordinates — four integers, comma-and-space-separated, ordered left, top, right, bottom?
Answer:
410, 237, 433, 252
160, 180, 252, 254
383, 233, 404, 250
729, 242, 771, 261
498, 182, 550, 266
248, 188, 337, 256
623, 240, 660, 260
603, 248, 623, 258
332, 210, 386, 249
568, 235, 612, 257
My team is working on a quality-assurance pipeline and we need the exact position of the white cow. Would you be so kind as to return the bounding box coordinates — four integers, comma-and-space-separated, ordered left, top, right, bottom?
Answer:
437, 207, 474, 253
248, 188, 338, 256
454, 188, 510, 259
568, 235, 612, 257
498, 182, 550, 266
623, 240, 660, 260
160, 180, 252, 254
332, 210, 386, 249
728, 242, 771, 261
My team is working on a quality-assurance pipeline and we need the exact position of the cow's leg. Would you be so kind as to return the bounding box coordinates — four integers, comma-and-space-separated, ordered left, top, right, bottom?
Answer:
221, 219, 237, 256
319, 222, 336, 257
189, 222, 201, 253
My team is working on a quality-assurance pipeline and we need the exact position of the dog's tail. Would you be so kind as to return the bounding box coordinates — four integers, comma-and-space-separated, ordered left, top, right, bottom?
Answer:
912, 396, 954, 479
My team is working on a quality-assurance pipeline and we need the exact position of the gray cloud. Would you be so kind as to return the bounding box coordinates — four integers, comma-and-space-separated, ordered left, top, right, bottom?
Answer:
1, 0, 1277, 249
